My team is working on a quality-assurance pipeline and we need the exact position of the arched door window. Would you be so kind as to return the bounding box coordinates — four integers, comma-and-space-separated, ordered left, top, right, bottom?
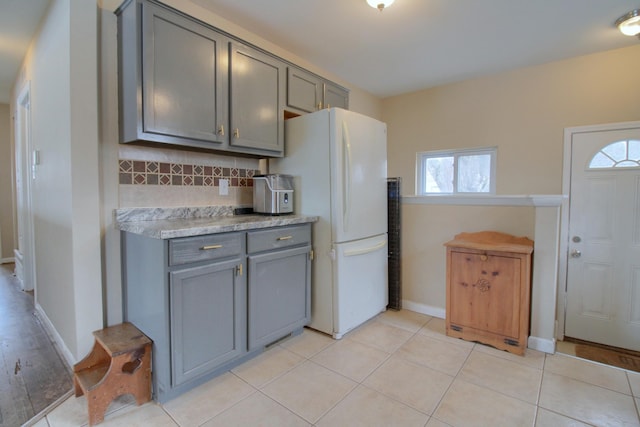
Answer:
588, 139, 640, 169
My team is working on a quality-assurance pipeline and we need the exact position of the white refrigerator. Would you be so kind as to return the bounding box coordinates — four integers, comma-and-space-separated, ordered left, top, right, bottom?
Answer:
270, 108, 388, 338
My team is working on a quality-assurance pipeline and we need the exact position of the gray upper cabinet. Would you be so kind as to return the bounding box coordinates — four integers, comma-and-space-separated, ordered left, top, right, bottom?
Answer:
118, 0, 228, 150
323, 82, 349, 110
286, 66, 349, 114
229, 43, 285, 157
117, 0, 346, 157
286, 67, 322, 113
121, 223, 313, 403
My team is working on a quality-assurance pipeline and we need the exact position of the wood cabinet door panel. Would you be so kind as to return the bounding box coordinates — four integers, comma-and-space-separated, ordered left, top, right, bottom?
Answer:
448, 250, 521, 339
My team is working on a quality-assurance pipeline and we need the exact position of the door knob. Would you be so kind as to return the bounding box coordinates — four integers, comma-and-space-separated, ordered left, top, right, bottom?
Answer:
571, 249, 581, 258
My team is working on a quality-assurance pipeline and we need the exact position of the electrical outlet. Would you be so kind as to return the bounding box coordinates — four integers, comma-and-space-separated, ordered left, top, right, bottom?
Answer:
219, 178, 229, 195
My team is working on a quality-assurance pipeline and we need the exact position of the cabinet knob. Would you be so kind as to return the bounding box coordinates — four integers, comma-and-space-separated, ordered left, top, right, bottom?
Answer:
480, 254, 488, 261
233, 128, 240, 139
217, 125, 224, 136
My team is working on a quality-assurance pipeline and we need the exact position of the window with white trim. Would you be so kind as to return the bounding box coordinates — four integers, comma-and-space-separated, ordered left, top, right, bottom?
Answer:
416, 147, 496, 195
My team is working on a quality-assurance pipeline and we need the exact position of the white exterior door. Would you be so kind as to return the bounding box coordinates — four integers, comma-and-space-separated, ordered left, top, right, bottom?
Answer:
565, 126, 640, 351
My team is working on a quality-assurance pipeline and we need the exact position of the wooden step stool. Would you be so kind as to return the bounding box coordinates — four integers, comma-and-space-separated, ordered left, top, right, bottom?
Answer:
73, 322, 152, 425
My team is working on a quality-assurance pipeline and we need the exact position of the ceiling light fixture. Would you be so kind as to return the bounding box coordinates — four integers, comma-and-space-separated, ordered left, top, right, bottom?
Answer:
367, 0, 394, 12
615, 9, 640, 37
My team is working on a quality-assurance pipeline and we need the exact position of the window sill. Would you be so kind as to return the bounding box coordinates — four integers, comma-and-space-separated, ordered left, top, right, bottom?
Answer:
403, 194, 566, 207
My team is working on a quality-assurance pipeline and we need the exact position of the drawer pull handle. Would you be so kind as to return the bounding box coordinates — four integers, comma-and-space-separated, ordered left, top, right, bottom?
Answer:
277, 236, 293, 241
201, 244, 223, 250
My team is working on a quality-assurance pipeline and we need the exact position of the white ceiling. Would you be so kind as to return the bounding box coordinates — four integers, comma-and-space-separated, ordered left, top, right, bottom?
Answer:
0, 0, 50, 103
192, 0, 640, 98
0, 0, 638, 103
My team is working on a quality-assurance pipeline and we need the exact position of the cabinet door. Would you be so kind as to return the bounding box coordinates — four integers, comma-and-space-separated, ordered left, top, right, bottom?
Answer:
323, 83, 349, 110
287, 67, 322, 113
247, 245, 311, 350
170, 258, 245, 386
448, 250, 522, 340
229, 42, 285, 156
142, 3, 228, 145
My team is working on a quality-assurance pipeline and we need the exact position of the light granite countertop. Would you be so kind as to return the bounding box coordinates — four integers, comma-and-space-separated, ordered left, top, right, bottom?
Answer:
114, 206, 318, 239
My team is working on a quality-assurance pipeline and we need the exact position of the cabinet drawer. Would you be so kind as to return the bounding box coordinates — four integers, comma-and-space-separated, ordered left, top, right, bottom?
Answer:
170, 233, 242, 266
247, 224, 311, 254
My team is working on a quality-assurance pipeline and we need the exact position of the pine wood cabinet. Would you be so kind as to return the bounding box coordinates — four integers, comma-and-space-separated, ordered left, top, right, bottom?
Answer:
445, 231, 533, 355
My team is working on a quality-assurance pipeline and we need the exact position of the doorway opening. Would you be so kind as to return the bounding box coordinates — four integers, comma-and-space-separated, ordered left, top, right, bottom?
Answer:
14, 82, 36, 293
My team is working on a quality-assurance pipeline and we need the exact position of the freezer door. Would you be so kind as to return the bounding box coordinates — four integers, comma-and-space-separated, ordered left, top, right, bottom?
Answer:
330, 109, 388, 244
332, 233, 388, 338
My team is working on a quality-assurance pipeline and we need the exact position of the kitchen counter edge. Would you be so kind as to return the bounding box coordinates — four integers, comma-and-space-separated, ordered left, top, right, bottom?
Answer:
115, 214, 319, 239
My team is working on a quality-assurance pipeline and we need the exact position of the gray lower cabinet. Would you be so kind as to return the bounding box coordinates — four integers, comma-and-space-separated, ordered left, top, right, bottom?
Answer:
121, 223, 312, 403
170, 258, 244, 386
247, 225, 312, 350
122, 230, 246, 402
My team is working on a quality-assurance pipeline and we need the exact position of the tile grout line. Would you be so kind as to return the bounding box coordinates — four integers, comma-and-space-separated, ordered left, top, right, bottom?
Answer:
313, 315, 433, 424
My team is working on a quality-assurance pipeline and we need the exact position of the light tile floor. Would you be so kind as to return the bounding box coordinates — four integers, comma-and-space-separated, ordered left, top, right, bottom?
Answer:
31, 310, 640, 427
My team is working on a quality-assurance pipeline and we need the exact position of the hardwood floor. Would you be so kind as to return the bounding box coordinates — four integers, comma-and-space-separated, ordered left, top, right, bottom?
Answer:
0, 263, 72, 426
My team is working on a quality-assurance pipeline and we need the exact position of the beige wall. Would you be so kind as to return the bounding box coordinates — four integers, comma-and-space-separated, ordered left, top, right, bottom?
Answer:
384, 44, 640, 196
0, 103, 15, 261
383, 45, 640, 335
12, 0, 103, 362
402, 204, 535, 313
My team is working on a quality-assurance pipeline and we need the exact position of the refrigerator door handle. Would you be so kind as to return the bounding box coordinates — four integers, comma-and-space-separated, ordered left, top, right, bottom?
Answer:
344, 239, 387, 257
342, 121, 352, 232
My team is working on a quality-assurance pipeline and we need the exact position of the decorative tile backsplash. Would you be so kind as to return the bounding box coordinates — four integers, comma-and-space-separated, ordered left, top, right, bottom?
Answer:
119, 159, 260, 187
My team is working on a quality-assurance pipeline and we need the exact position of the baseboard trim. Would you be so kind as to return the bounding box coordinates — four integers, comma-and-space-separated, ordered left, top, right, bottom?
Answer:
528, 335, 556, 354
21, 389, 74, 427
0, 257, 15, 264
34, 303, 76, 367
402, 300, 445, 319
403, 301, 557, 354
